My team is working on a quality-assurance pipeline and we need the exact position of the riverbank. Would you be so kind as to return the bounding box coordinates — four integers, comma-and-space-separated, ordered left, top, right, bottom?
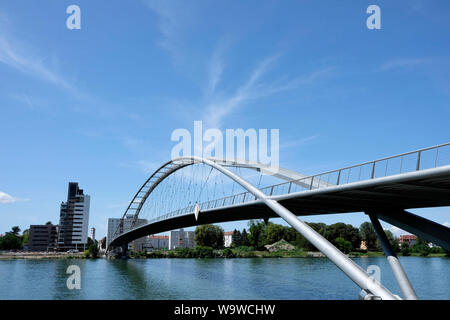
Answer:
128, 248, 448, 259
1, 250, 446, 260
0, 251, 84, 260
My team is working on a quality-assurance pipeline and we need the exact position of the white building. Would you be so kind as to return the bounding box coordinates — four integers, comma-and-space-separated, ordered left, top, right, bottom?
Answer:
90, 227, 96, 241
224, 231, 234, 248
146, 235, 169, 250
107, 214, 148, 250
169, 229, 195, 250
57, 182, 90, 251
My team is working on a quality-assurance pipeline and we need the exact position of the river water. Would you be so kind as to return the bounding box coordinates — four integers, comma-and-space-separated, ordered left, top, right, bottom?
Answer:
0, 257, 448, 300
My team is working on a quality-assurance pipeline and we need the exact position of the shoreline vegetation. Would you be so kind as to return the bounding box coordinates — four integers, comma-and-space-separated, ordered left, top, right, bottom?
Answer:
127, 247, 447, 259
1, 220, 448, 260
0, 247, 447, 260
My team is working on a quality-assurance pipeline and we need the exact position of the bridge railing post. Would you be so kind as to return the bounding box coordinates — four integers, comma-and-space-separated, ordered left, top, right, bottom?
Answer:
416, 151, 421, 171
371, 161, 376, 179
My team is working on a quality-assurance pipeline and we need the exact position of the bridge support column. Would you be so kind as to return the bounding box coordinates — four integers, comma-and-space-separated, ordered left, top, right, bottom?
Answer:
121, 244, 129, 259
367, 212, 418, 300
374, 210, 450, 251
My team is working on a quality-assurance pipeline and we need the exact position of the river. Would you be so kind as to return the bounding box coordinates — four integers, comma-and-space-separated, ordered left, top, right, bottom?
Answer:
0, 257, 448, 299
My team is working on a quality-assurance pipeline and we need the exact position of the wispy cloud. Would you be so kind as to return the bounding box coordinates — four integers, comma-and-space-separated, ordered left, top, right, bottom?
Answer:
0, 191, 29, 204
205, 41, 226, 98
0, 31, 72, 90
202, 52, 335, 128
146, 0, 191, 64
202, 54, 280, 128
144, 2, 335, 129
280, 135, 319, 150
380, 58, 431, 71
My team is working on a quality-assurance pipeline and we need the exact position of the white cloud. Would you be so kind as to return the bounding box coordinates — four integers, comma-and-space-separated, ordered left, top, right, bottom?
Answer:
0, 191, 29, 204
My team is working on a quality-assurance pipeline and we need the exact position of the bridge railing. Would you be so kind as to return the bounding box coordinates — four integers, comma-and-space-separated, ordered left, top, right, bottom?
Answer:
132, 142, 450, 228
268, 142, 450, 196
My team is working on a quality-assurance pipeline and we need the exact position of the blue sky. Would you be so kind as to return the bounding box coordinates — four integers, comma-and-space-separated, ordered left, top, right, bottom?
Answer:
0, 0, 449, 239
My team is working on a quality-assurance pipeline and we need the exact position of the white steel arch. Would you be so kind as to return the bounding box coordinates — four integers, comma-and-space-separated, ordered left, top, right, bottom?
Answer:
112, 156, 398, 300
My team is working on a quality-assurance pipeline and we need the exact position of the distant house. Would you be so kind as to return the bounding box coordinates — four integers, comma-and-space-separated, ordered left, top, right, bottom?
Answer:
359, 241, 368, 251
224, 231, 234, 248
399, 235, 417, 246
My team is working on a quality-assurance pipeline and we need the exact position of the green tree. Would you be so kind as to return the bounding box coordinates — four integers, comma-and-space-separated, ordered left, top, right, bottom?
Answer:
0, 232, 22, 250
265, 223, 287, 245
410, 237, 430, 256
222, 248, 235, 258
11, 226, 21, 235
325, 223, 361, 251
284, 227, 298, 244
376, 230, 400, 252
194, 246, 214, 258
84, 239, 99, 258
232, 229, 242, 247
247, 220, 267, 250
241, 229, 250, 246
21, 229, 29, 247
194, 224, 224, 249
360, 222, 378, 250
308, 223, 327, 236
400, 242, 411, 256
45, 221, 52, 225
100, 237, 107, 249
291, 223, 327, 251
335, 237, 352, 254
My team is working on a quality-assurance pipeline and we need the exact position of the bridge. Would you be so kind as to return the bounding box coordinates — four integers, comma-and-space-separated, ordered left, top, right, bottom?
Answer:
108, 142, 450, 300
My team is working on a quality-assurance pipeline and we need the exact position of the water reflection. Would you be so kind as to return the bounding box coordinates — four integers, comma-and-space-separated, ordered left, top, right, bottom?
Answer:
0, 257, 448, 300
